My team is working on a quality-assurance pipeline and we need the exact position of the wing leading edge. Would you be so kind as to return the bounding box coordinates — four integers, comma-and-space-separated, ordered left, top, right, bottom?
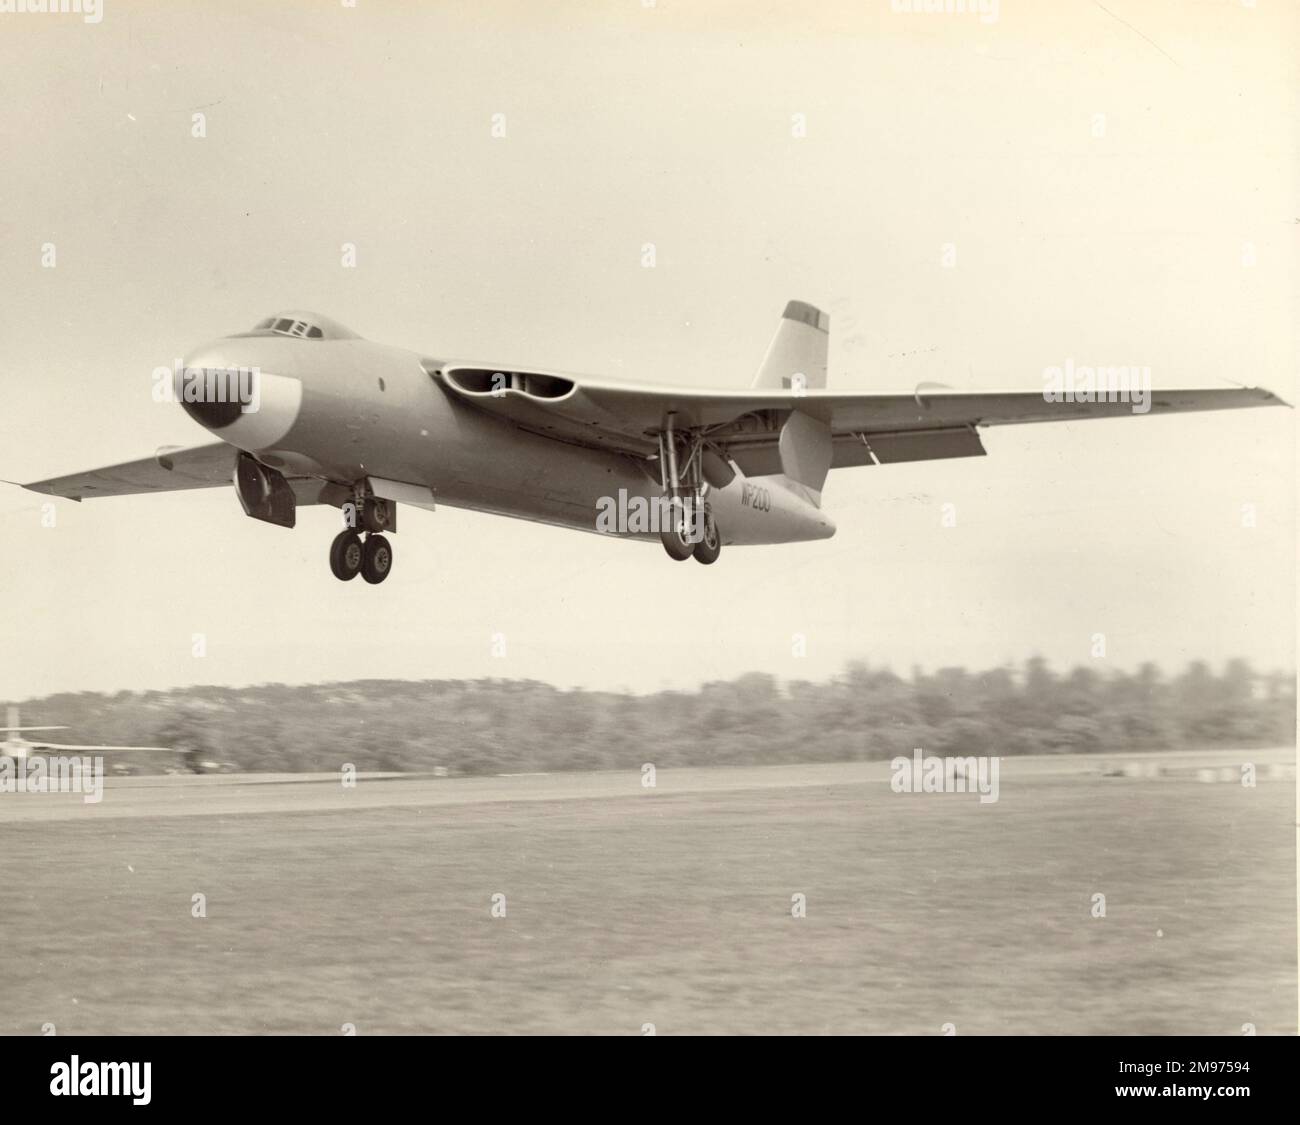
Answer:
20, 443, 329, 506
436, 364, 1286, 465
21, 443, 237, 501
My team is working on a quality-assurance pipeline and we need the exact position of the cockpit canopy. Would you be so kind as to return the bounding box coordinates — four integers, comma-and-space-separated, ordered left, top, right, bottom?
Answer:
239, 311, 360, 341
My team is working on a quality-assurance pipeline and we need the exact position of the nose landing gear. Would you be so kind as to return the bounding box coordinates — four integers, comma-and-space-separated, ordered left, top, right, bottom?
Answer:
329, 529, 364, 581
329, 493, 395, 585
360, 534, 393, 584
328, 529, 394, 583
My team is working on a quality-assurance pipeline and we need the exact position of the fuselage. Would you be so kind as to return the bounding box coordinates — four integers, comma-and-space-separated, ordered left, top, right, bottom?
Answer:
178, 318, 835, 547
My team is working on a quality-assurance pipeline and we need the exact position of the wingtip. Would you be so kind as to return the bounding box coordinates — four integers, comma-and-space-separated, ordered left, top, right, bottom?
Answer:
1252, 386, 1291, 408
7, 479, 83, 501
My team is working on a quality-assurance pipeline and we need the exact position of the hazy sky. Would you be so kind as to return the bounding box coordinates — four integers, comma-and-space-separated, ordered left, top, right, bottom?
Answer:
0, 1, 1294, 700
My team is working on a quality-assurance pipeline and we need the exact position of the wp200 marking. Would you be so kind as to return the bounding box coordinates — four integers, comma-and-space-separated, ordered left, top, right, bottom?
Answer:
741, 482, 771, 512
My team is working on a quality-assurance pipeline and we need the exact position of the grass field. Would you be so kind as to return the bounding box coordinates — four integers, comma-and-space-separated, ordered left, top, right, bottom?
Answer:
0, 760, 1294, 1034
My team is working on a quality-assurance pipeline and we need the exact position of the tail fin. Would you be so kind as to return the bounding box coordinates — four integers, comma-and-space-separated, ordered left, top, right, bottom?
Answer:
751, 300, 829, 391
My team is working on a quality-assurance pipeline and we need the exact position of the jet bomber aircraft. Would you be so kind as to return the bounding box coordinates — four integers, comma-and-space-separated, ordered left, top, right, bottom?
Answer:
21, 302, 1285, 582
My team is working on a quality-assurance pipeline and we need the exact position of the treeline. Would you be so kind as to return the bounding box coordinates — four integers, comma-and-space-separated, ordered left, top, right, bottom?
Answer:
13, 659, 1294, 775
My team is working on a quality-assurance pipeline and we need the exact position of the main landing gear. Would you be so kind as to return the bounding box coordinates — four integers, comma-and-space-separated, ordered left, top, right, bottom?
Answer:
659, 501, 720, 565
328, 496, 395, 584
656, 414, 723, 566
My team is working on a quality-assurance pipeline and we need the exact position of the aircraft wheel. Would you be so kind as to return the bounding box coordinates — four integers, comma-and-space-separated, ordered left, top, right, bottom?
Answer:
692, 509, 721, 565
329, 530, 364, 581
659, 497, 697, 562
361, 534, 393, 584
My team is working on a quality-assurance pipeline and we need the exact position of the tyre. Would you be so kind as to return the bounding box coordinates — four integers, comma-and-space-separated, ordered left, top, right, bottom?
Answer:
659, 496, 698, 561
361, 534, 393, 584
329, 530, 364, 581
692, 509, 721, 565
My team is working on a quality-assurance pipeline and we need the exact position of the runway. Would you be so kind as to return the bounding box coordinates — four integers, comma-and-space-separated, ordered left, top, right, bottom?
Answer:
1, 746, 1292, 823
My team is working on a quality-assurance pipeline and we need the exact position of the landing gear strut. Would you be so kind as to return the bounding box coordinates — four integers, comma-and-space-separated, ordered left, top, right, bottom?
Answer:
657, 414, 723, 565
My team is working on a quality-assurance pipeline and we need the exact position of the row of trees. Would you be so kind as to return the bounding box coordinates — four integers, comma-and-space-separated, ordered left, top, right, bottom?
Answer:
14, 659, 1293, 775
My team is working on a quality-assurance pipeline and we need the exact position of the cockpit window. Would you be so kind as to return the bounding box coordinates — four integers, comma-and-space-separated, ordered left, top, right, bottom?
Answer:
237, 312, 359, 341
257, 316, 325, 338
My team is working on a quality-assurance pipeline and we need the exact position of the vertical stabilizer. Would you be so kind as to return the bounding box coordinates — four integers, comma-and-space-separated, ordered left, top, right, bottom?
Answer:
752, 300, 829, 391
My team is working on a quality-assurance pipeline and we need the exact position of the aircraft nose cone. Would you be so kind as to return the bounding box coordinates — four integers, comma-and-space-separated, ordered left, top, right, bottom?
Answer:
176, 348, 258, 430
175, 344, 303, 451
